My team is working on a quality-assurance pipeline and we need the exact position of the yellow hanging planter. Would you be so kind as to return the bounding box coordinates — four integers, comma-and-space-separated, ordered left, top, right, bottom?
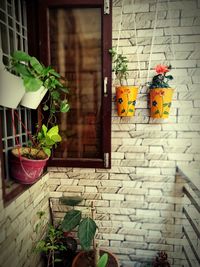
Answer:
150, 88, 174, 119
116, 86, 138, 116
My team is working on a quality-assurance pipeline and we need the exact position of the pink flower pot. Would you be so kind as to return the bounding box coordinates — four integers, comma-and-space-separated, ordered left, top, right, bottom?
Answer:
10, 147, 49, 184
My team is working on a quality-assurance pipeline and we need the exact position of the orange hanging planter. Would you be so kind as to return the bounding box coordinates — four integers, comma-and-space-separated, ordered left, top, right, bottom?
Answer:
149, 64, 174, 119
150, 88, 174, 118
116, 85, 138, 116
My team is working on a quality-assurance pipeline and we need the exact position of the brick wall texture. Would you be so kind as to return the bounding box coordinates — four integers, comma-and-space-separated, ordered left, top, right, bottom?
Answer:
48, 1, 200, 266
0, 1, 200, 267
0, 172, 49, 267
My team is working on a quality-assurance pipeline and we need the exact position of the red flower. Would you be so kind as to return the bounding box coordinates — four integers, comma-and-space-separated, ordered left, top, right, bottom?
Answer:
154, 64, 169, 74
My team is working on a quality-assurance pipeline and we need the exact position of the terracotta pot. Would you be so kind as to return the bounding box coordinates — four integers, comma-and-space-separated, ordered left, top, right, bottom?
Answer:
149, 88, 174, 119
72, 249, 119, 267
10, 147, 48, 184
116, 85, 138, 117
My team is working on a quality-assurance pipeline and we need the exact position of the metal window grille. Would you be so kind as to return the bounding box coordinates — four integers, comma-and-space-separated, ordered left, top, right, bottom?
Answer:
0, 0, 32, 181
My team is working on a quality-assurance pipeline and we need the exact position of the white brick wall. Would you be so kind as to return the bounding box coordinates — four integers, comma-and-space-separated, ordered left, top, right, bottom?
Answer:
1, 0, 199, 267
0, 171, 49, 267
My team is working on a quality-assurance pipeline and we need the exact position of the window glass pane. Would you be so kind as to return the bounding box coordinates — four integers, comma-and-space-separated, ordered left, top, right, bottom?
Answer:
49, 8, 102, 159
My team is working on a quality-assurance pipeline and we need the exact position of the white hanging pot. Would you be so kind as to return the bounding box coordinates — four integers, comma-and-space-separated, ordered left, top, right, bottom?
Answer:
20, 86, 48, 109
0, 49, 25, 109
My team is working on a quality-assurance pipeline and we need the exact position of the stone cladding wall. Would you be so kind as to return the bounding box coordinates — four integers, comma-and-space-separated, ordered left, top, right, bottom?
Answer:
0, 172, 49, 267
48, 1, 200, 266
0, 1, 200, 267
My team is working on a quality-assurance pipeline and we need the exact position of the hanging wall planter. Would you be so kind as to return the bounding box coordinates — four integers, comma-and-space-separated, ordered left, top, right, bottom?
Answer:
149, 64, 174, 119
10, 50, 70, 113
0, 49, 25, 109
116, 85, 138, 116
20, 86, 48, 109
150, 88, 174, 118
110, 48, 138, 117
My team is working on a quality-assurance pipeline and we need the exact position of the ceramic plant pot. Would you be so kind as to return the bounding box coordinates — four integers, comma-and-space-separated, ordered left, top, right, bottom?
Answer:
116, 86, 138, 116
150, 88, 174, 119
72, 249, 120, 267
20, 86, 48, 109
0, 49, 25, 109
10, 147, 49, 184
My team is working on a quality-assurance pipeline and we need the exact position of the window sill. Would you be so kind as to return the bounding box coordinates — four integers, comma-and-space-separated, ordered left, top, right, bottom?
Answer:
3, 171, 48, 205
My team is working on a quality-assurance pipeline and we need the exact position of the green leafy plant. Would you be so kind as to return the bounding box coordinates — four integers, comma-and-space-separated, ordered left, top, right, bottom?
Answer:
35, 224, 67, 267
109, 47, 129, 86
60, 197, 110, 267
10, 50, 70, 122
149, 64, 173, 89
97, 253, 108, 267
60, 197, 97, 251
34, 212, 77, 267
153, 251, 171, 267
35, 124, 62, 157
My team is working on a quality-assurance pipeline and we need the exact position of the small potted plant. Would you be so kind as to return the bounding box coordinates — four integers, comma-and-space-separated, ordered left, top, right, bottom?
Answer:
149, 64, 174, 119
0, 49, 25, 109
10, 50, 70, 112
109, 47, 138, 117
10, 124, 62, 184
153, 251, 171, 267
60, 197, 119, 267
34, 211, 77, 267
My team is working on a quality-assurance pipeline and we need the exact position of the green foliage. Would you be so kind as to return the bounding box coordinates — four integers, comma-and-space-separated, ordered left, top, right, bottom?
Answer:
149, 65, 173, 89
34, 224, 67, 267
61, 210, 82, 232
10, 50, 70, 123
61, 197, 97, 251
36, 124, 62, 157
109, 47, 129, 86
78, 217, 97, 250
60, 196, 83, 206
97, 253, 108, 267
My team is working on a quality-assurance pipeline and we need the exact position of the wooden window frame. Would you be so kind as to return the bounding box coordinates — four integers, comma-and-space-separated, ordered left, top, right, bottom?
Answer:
27, 0, 112, 169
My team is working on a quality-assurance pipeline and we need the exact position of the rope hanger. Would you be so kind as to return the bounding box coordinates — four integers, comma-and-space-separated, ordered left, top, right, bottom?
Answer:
114, 0, 176, 87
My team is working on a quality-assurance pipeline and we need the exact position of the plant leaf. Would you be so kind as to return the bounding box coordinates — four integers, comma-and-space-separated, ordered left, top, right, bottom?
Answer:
60, 196, 83, 206
12, 50, 31, 62
43, 104, 49, 111
51, 134, 62, 143
78, 217, 97, 251
49, 68, 60, 78
97, 253, 108, 267
61, 210, 82, 232
23, 76, 43, 92
42, 124, 48, 136
47, 125, 59, 138
163, 111, 169, 115
43, 147, 51, 157
30, 57, 44, 74
60, 101, 70, 113
163, 103, 169, 107
13, 63, 31, 77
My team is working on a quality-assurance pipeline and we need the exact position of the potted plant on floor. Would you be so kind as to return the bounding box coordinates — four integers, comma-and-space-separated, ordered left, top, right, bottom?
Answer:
60, 196, 119, 267
10, 124, 62, 184
149, 64, 174, 119
34, 211, 77, 267
10, 50, 70, 112
0, 49, 25, 109
153, 251, 171, 267
109, 47, 138, 117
